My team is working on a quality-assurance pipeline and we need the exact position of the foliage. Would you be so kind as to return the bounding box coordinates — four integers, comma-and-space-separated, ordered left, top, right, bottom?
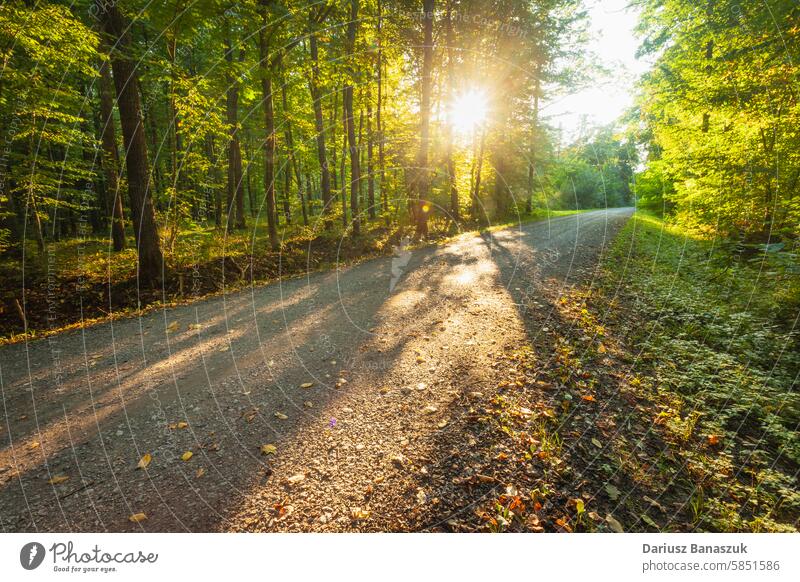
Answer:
602, 212, 800, 531
634, 0, 800, 238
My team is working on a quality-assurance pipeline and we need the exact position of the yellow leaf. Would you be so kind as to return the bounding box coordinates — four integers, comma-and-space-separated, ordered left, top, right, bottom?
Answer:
195, 467, 206, 478
181, 451, 193, 462
28, 441, 40, 450
350, 507, 370, 520
137, 453, 152, 469
274, 412, 288, 420
128, 512, 147, 523
597, 343, 607, 353
260, 444, 277, 455
591, 438, 602, 448
167, 321, 179, 332
300, 382, 314, 389
176, 421, 188, 429
48, 475, 69, 485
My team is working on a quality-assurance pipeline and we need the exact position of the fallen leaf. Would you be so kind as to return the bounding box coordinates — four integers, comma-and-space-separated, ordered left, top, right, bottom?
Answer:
300, 382, 314, 389
555, 517, 573, 532
177, 421, 188, 429
181, 451, 193, 462
195, 468, 205, 478
597, 343, 607, 353
416, 488, 428, 505
48, 475, 69, 485
287, 473, 305, 485
167, 321, 179, 332
351, 507, 370, 520
28, 441, 40, 450
581, 394, 596, 402
605, 484, 620, 501
260, 444, 277, 455
128, 513, 147, 523
643, 495, 666, 513
707, 434, 721, 446
640, 514, 659, 530
422, 405, 438, 415
137, 453, 152, 469
274, 412, 288, 420
605, 514, 624, 533
591, 438, 602, 448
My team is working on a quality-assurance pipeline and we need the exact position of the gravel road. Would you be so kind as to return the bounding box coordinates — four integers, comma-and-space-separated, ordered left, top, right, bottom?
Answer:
0, 207, 633, 532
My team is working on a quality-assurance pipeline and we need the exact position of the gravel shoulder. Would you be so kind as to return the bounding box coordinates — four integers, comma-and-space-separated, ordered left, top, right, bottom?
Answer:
0, 208, 633, 532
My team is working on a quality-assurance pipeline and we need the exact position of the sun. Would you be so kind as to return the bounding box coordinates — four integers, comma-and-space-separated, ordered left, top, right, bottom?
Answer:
449, 89, 488, 134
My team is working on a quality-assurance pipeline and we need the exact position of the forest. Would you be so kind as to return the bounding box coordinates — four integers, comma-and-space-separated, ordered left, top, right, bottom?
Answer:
0, 0, 798, 535
0, 0, 642, 337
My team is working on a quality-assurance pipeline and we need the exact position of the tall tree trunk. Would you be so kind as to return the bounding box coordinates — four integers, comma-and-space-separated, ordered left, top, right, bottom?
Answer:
445, 1, 458, 222
413, 0, 434, 237
366, 85, 376, 220
282, 164, 291, 225
257, 2, 279, 251
206, 135, 222, 227
308, 30, 332, 223
97, 0, 163, 286
340, 93, 348, 229
281, 79, 308, 226
344, 0, 361, 240
331, 90, 339, 193
98, 54, 126, 251
471, 129, 486, 219
224, 29, 246, 230
377, 0, 387, 221
526, 78, 540, 214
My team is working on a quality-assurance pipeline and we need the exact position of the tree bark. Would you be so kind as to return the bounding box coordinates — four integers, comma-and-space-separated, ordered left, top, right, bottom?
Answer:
281, 79, 308, 226
97, 0, 163, 286
308, 30, 332, 224
225, 28, 246, 230
366, 85, 376, 220
257, 0, 279, 251
445, 1, 458, 221
98, 54, 126, 251
377, 0, 387, 221
413, 0, 434, 237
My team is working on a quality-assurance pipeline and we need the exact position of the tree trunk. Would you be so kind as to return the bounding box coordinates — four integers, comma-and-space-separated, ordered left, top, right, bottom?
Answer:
377, 0, 387, 222
225, 28, 246, 230
413, 0, 434, 238
308, 31, 332, 223
257, 3, 279, 251
526, 80, 540, 214
471, 129, 486, 219
445, 1, 458, 222
98, 54, 126, 251
97, 0, 163, 287
366, 86, 376, 220
281, 79, 308, 226
340, 93, 348, 229
344, 0, 361, 239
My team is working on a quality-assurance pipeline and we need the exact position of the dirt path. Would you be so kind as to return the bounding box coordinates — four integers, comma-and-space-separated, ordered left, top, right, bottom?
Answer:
0, 208, 633, 532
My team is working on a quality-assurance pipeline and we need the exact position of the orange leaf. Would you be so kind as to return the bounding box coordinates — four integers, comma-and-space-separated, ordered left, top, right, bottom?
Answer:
581, 394, 596, 402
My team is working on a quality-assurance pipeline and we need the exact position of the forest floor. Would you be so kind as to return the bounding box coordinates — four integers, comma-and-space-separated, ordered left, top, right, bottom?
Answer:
1, 207, 797, 532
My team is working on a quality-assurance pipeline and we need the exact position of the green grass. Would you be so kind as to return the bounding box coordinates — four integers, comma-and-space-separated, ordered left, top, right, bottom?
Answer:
599, 211, 800, 532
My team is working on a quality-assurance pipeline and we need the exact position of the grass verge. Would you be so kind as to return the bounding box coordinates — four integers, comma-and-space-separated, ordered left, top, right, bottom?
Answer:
595, 211, 799, 531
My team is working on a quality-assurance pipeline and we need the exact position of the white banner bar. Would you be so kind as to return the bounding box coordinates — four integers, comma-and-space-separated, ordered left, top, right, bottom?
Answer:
1, 533, 797, 581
